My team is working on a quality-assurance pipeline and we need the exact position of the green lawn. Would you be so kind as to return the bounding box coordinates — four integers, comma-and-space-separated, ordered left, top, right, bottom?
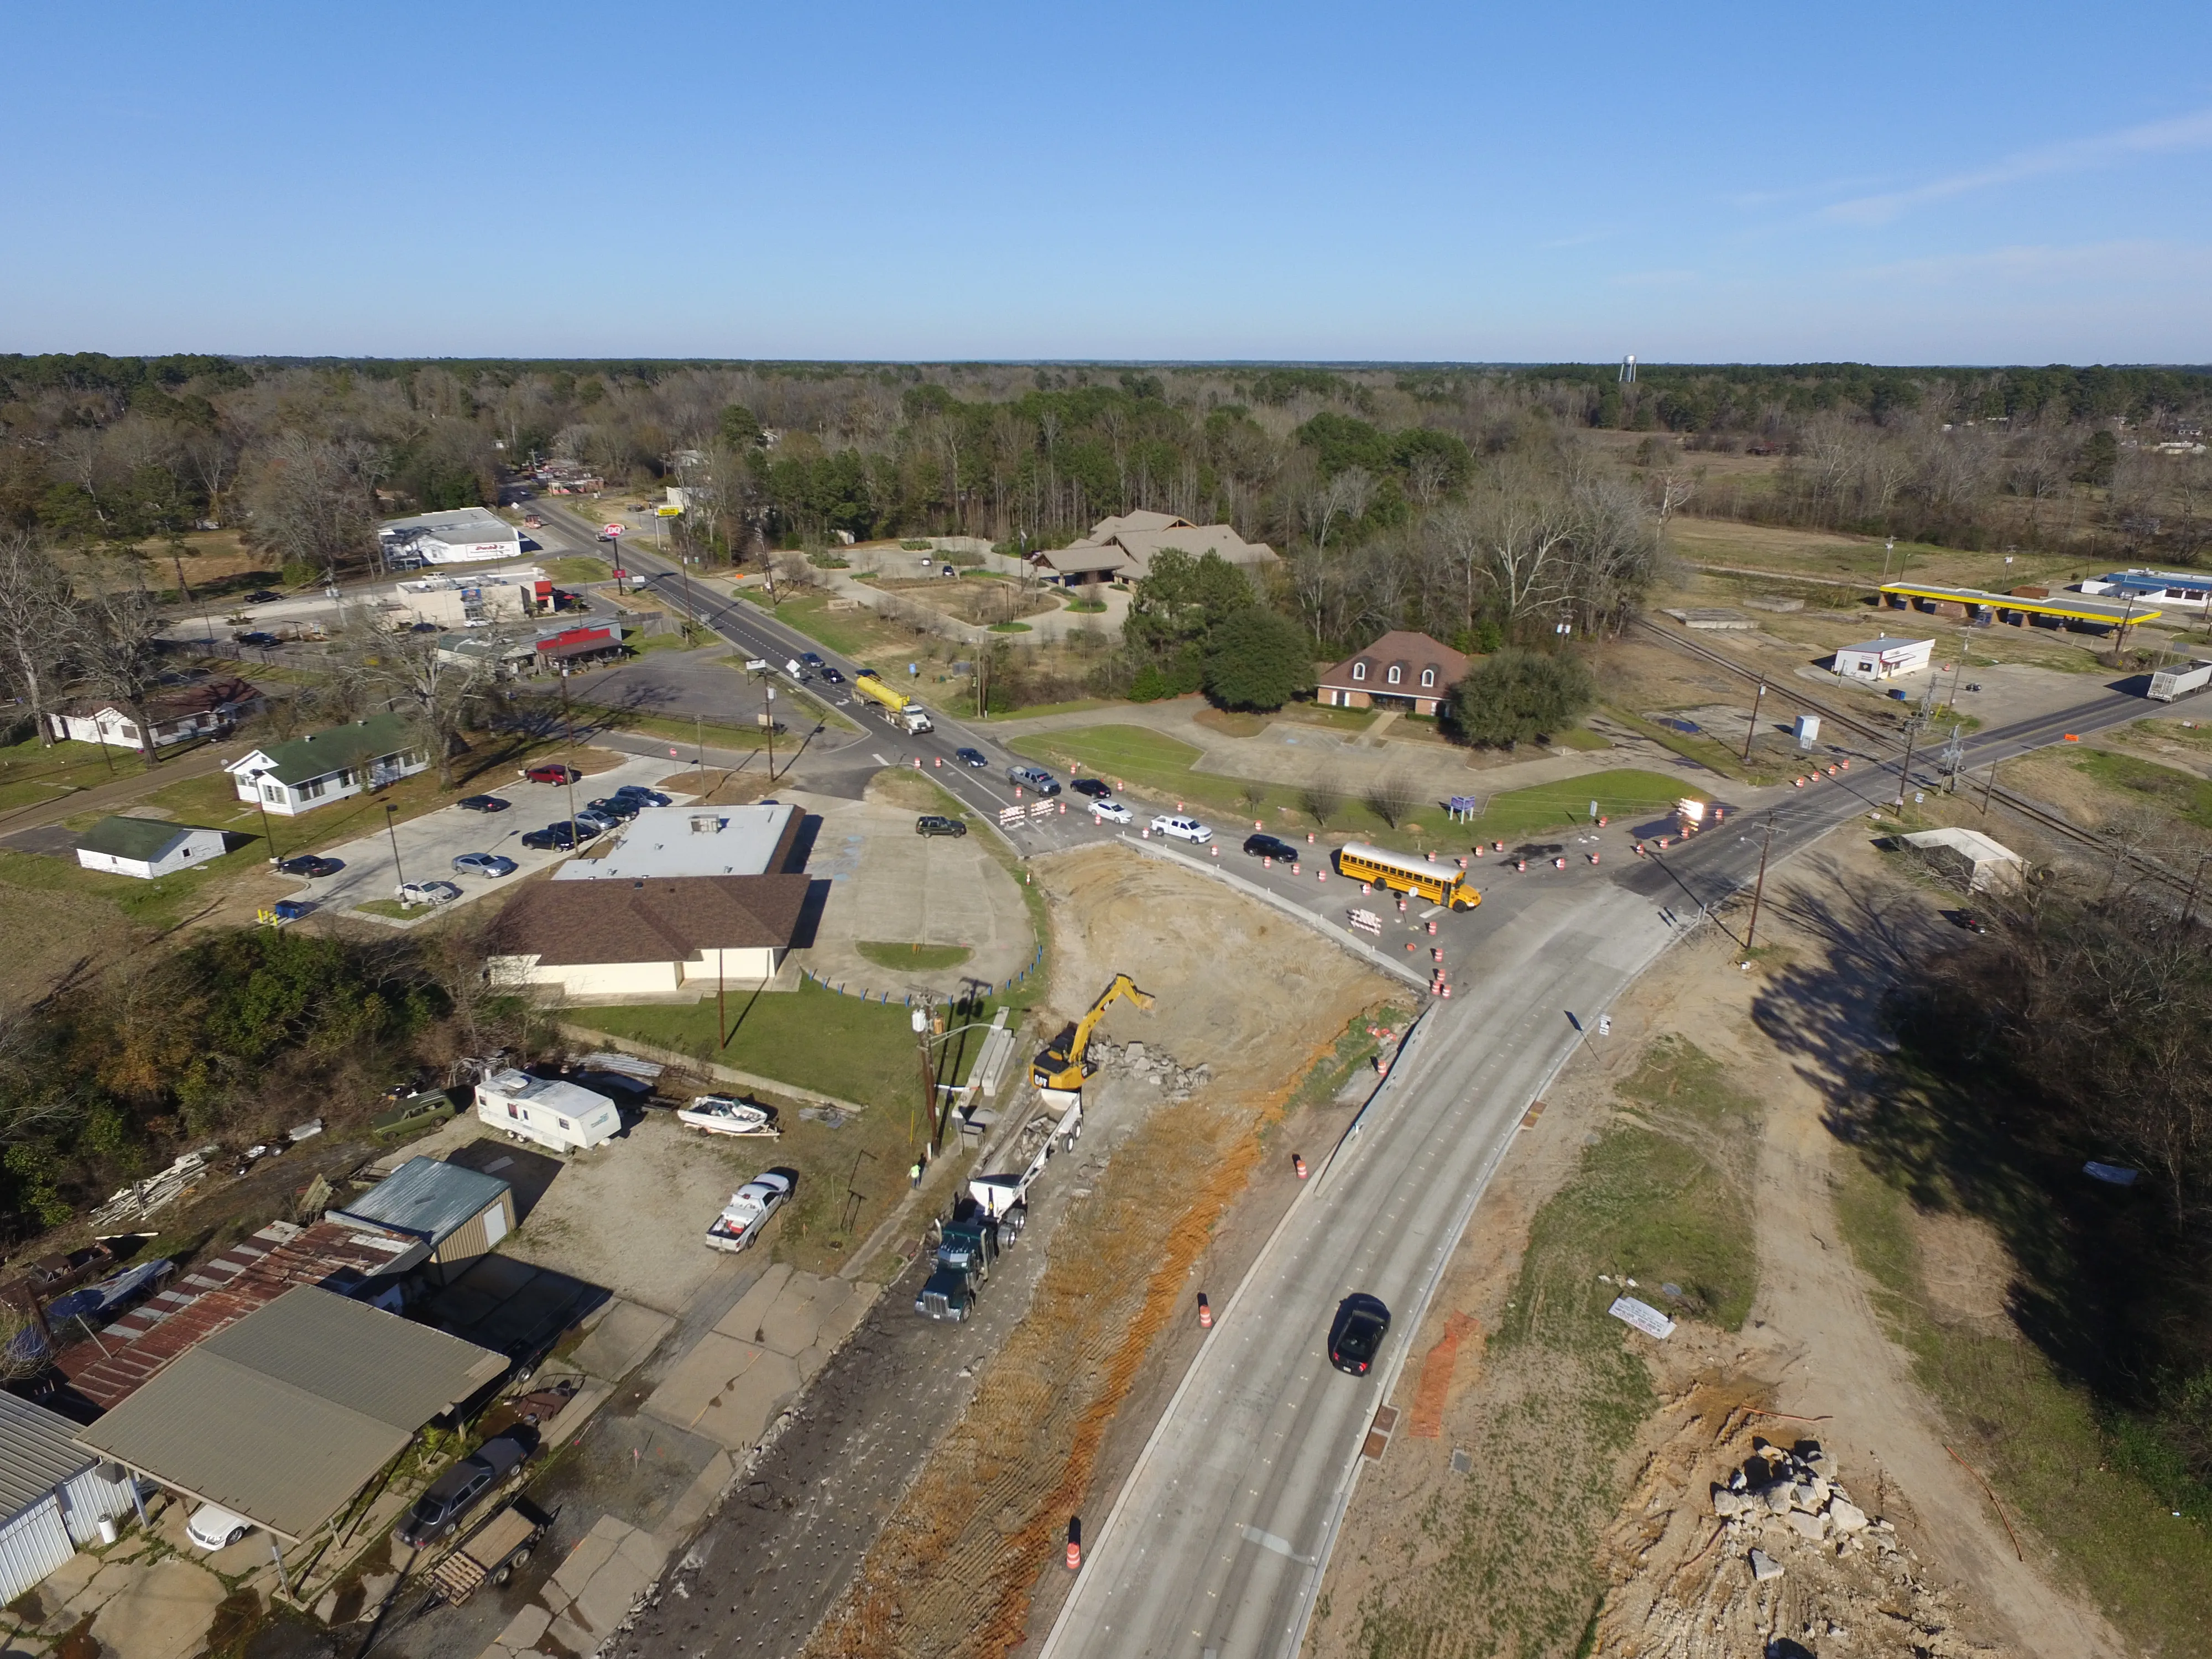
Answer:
2071, 747, 2212, 830
0, 837, 271, 932
564, 975, 984, 1111
857, 941, 973, 971
1011, 725, 1691, 844
0, 736, 161, 811
542, 555, 612, 584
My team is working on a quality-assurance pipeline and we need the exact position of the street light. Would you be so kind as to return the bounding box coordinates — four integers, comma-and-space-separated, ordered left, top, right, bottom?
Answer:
256, 792, 281, 866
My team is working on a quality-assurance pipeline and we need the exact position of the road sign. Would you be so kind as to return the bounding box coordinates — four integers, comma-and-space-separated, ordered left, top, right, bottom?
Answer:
655, 505, 682, 517
603, 523, 625, 538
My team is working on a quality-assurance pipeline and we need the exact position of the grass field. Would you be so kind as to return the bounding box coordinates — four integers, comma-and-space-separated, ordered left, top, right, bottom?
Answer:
2069, 747, 2212, 830
1832, 1145, 2212, 1652
1011, 724, 1692, 844
542, 555, 612, 584
857, 941, 972, 971
0, 833, 272, 932
565, 971, 983, 1109
0, 736, 162, 811
1354, 1036, 1760, 1656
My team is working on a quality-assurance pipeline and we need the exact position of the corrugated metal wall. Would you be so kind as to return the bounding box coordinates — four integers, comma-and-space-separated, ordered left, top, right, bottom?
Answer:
0, 1498, 76, 1606
58, 1465, 138, 1545
429, 1192, 516, 1285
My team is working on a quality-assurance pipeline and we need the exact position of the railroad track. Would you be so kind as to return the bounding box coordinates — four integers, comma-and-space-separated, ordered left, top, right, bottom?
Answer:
1630, 616, 2197, 899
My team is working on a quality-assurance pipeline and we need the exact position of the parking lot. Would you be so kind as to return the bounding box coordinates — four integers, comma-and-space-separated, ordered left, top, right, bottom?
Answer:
274, 753, 696, 920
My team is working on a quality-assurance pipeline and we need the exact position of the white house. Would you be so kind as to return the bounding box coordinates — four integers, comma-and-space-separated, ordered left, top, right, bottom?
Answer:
1832, 637, 1934, 683
225, 712, 427, 816
46, 678, 264, 752
378, 507, 524, 567
484, 873, 813, 999
76, 817, 229, 879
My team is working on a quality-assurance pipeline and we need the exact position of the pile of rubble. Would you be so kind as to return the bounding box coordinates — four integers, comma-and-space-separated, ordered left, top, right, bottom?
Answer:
1085, 1039, 1210, 1101
1714, 1437, 1896, 1583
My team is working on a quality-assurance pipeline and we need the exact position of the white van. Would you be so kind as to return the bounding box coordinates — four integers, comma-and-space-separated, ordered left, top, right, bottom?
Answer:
474, 1069, 620, 1152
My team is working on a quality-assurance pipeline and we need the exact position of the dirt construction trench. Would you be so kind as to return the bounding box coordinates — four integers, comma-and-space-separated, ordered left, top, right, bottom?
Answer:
611, 845, 1397, 1659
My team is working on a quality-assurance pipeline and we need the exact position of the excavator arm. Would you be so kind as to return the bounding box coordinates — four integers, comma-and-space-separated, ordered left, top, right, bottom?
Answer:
1032, 973, 1155, 1092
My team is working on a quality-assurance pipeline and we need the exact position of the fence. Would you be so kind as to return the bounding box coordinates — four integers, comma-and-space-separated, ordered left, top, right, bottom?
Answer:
799, 941, 1046, 1008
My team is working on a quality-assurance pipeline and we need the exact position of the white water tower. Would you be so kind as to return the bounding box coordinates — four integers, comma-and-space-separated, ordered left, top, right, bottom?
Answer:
1619, 354, 1636, 384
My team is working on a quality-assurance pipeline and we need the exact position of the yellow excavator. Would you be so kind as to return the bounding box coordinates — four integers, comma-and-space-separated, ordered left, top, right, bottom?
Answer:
1032, 973, 1155, 1094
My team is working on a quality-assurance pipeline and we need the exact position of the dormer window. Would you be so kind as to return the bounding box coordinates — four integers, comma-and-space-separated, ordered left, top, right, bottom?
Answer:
1421, 668, 1436, 687
1352, 662, 1366, 681
1387, 665, 1402, 685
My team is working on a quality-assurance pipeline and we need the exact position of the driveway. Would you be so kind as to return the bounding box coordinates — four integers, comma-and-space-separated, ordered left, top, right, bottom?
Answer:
278, 755, 698, 921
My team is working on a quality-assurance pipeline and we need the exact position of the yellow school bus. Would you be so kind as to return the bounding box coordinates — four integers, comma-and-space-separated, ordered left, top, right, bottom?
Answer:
1333, 842, 1480, 910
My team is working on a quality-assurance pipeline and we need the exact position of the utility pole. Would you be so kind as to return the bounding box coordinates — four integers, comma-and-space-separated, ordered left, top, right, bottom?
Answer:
384, 802, 405, 892
912, 1000, 940, 1156
764, 683, 777, 782
1744, 813, 1776, 953
1982, 758, 1999, 815
256, 793, 281, 865
1896, 717, 1921, 811
1742, 683, 1766, 763
557, 667, 580, 832
1947, 630, 1968, 709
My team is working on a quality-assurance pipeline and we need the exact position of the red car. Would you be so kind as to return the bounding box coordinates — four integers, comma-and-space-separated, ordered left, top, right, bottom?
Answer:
524, 764, 581, 785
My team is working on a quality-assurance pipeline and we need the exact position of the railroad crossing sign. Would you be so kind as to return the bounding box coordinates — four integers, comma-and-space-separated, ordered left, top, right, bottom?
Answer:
602, 523, 625, 538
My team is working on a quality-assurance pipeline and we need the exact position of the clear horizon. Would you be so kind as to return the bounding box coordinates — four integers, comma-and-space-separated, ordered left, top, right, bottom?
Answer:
7, 0, 2206, 364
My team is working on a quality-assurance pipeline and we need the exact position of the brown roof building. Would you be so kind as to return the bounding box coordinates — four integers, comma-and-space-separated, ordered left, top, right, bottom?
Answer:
1316, 630, 1472, 717
1027, 512, 1279, 586
47, 677, 264, 752
484, 873, 813, 1000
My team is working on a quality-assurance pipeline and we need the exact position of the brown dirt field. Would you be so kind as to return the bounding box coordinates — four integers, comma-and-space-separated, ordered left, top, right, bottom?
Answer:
877, 575, 1062, 627
1309, 832, 2121, 1659
801, 844, 1400, 1659
0, 883, 144, 1008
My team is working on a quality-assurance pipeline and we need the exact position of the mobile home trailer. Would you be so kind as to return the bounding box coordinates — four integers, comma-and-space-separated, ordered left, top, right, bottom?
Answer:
474, 1070, 620, 1151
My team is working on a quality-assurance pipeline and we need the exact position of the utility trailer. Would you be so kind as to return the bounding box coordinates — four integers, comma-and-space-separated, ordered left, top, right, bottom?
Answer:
2148, 660, 2212, 701
423, 1498, 552, 1605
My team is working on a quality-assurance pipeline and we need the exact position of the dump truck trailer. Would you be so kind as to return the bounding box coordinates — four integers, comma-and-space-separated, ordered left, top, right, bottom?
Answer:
853, 670, 934, 733
2148, 660, 2212, 701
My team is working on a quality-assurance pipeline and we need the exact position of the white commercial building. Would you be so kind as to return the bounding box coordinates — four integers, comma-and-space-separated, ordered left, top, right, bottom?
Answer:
1832, 637, 1935, 683
386, 567, 547, 629
484, 873, 813, 1000
75, 817, 229, 880
378, 508, 525, 567
554, 804, 800, 882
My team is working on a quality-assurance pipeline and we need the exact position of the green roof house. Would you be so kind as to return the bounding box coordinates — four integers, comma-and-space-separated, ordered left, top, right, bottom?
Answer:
224, 712, 427, 817
77, 816, 229, 879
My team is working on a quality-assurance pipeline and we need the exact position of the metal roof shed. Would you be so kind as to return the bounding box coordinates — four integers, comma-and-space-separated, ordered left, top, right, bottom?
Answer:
329, 1158, 515, 1286
0, 1394, 140, 1605
76, 1286, 504, 1543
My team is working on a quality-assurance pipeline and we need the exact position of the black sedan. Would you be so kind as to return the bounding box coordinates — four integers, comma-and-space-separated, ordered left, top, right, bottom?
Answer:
276, 854, 343, 878
235, 631, 280, 648
394, 1431, 535, 1550
1244, 833, 1300, 862
244, 589, 284, 603
587, 795, 641, 821
956, 748, 988, 768
458, 794, 511, 813
1070, 778, 1112, 799
1327, 1293, 1391, 1376
818, 665, 845, 684
520, 822, 583, 851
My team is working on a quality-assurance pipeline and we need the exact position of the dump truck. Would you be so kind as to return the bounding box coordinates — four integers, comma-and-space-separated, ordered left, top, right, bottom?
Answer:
853, 669, 934, 733
914, 1202, 1003, 1323
423, 1499, 551, 1605
2148, 660, 2212, 701
1333, 842, 1481, 911
1032, 974, 1154, 1098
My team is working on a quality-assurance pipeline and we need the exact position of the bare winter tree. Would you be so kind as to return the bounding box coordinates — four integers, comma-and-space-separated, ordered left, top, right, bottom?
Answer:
69, 583, 170, 765
0, 535, 76, 746
1300, 778, 1343, 828
1364, 773, 1418, 829
246, 432, 380, 577
1304, 467, 1378, 552
332, 624, 498, 789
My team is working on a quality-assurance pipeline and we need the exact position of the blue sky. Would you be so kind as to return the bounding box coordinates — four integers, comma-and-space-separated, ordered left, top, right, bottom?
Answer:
5, 1, 2208, 363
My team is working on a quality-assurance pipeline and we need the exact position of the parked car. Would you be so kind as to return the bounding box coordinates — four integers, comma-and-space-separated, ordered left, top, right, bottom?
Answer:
395, 1431, 536, 1550
409, 622, 440, 633
452, 853, 518, 878
458, 795, 510, 813
587, 795, 641, 821
916, 814, 967, 838
398, 880, 462, 907
520, 823, 581, 851
572, 808, 618, 835
522, 515, 544, 528
244, 589, 284, 603
1151, 814, 1213, 844
1244, 833, 1300, 861
186, 1503, 253, 1552
1007, 764, 1061, 796
235, 631, 280, 648
956, 747, 988, 768
524, 764, 581, 785
1088, 798, 1133, 823
1070, 778, 1111, 799
1327, 1292, 1392, 1376
276, 854, 342, 878
705, 1173, 794, 1253
612, 785, 670, 808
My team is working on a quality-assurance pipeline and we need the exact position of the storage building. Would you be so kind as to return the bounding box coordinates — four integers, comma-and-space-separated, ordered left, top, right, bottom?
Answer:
1901, 827, 2025, 893
75, 817, 229, 880
327, 1159, 515, 1287
0, 1394, 142, 1606
378, 508, 524, 568
1832, 637, 1934, 682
